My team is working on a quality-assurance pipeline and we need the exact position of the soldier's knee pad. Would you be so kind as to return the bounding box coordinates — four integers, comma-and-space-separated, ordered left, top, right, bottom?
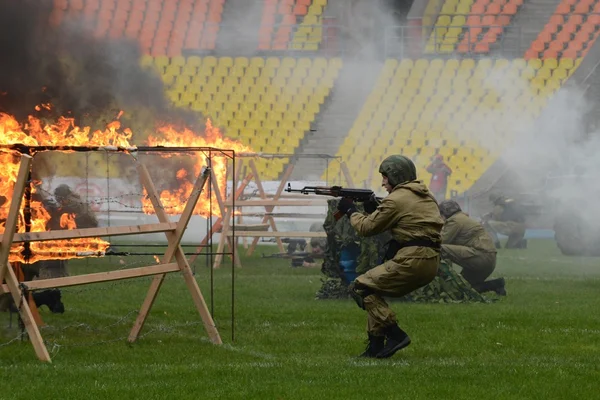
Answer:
348, 281, 374, 310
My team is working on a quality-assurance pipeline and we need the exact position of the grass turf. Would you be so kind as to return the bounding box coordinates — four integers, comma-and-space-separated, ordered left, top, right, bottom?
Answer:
1, 239, 599, 399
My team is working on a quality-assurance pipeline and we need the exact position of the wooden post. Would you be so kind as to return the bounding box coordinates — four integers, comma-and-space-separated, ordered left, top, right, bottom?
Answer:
248, 159, 285, 254
209, 168, 242, 269
340, 161, 355, 187
187, 171, 253, 265
246, 163, 295, 256
0, 155, 51, 362
128, 164, 222, 344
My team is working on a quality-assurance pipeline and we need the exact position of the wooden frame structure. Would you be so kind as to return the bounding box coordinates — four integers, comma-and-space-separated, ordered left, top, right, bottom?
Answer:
0, 153, 224, 362
190, 155, 355, 269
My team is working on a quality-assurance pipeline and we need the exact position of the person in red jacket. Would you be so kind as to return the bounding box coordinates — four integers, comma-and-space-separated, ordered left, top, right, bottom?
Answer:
426, 154, 452, 201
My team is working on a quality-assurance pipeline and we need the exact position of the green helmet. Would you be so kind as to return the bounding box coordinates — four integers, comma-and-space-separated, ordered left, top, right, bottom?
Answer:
378, 155, 417, 187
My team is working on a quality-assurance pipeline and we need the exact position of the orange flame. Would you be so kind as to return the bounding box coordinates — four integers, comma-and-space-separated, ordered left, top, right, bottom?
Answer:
60, 213, 76, 229
0, 111, 253, 263
144, 119, 252, 216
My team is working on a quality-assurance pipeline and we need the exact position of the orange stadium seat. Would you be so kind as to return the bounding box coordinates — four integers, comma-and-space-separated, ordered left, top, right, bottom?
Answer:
259, 0, 329, 50
454, 0, 523, 55
54, 0, 225, 55
525, 0, 600, 59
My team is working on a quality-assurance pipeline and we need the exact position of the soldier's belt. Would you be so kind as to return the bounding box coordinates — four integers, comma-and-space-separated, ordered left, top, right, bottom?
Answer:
385, 239, 441, 261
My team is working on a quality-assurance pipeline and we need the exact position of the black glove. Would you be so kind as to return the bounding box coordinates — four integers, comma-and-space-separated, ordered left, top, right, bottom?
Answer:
363, 194, 380, 214
337, 198, 358, 217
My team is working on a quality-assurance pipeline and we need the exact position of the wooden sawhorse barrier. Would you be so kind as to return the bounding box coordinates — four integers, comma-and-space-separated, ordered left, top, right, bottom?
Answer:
0, 154, 222, 362
191, 157, 355, 269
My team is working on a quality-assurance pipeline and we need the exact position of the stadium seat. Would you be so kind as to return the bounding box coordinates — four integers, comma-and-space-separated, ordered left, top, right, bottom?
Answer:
426, 0, 522, 54
327, 58, 574, 194
260, 0, 328, 50
54, 0, 225, 55
156, 56, 342, 179
526, 2, 600, 59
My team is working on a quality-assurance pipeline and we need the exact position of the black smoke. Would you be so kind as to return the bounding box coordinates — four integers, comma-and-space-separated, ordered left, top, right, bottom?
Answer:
0, 0, 202, 141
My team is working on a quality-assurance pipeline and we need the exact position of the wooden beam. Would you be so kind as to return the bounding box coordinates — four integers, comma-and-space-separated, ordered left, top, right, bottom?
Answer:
0, 154, 33, 283
0, 155, 50, 362
128, 164, 222, 345
4, 222, 177, 243
0, 263, 180, 293
226, 231, 327, 238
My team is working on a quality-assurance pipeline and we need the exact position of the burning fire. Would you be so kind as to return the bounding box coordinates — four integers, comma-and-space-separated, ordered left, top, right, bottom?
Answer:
144, 119, 252, 215
0, 111, 253, 263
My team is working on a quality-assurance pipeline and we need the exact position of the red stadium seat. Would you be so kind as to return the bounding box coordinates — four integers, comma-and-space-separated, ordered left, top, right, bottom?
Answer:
574, 2, 591, 13
545, 22, 559, 34
568, 14, 584, 25
486, 3, 501, 14
467, 15, 482, 25
524, 49, 539, 59
497, 15, 511, 25
293, 4, 308, 15
538, 30, 553, 43
562, 48, 578, 58
482, 15, 496, 25
471, 3, 486, 14
556, 30, 572, 44
549, 40, 565, 52
531, 39, 546, 52
555, 3, 571, 14
502, 3, 517, 14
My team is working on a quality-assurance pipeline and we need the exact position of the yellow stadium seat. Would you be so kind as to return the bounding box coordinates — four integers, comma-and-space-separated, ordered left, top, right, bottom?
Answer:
543, 58, 558, 70
203, 56, 217, 68
527, 58, 542, 70
154, 55, 170, 68
171, 56, 186, 67
558, 58, 574, 70
187, 56, 202, 67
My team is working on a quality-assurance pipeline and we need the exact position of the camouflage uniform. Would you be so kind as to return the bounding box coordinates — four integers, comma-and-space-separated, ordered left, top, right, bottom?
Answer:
308, 222, 327, 252
339, 155, 443, 359
484, 194, 526, 249
439, 200, 505, 295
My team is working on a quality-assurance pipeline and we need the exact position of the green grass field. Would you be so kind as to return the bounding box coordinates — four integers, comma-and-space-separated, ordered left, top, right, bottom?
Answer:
1, 239, 599, 399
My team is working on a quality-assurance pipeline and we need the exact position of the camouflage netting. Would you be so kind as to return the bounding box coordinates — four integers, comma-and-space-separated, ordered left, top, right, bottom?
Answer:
316, 199, 491, 303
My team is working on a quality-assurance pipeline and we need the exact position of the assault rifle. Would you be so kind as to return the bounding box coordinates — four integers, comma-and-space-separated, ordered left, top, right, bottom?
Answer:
285, 183, 380, 220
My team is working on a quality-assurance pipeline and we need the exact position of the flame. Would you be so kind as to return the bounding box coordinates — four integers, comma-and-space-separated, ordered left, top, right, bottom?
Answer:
144, 119, 252, 216
60, 213, 76, 229
0, 111, 253, 263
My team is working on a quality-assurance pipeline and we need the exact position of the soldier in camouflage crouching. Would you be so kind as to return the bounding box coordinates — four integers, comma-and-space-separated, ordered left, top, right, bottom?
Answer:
438, 200, 506, 296
336, 155, 443, 358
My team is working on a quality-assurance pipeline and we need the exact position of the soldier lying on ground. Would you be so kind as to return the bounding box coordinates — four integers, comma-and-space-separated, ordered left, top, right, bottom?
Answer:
337, 155, 443, 359
483, 193, 527, 249
439, 200, 506, 296
302, 222, 327, 268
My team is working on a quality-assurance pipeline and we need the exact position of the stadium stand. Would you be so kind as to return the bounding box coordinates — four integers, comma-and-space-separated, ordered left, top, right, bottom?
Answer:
259, 0, 328, 50
328, 57, 582, 194
51, 0, 224, 55
526, 6, 600, 59
142, 55, 342, 178
425, 0, 523, 54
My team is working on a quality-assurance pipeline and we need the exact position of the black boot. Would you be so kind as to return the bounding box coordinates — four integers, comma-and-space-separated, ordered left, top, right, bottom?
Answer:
475, 278, 507, 296
359, 333, 385, 358
490, 278, 507, 296
33, 289, 65, 314
376, 324, 411, 359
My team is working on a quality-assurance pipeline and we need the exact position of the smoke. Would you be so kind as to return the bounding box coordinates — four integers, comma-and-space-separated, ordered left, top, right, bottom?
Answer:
0, 0, 202, 142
